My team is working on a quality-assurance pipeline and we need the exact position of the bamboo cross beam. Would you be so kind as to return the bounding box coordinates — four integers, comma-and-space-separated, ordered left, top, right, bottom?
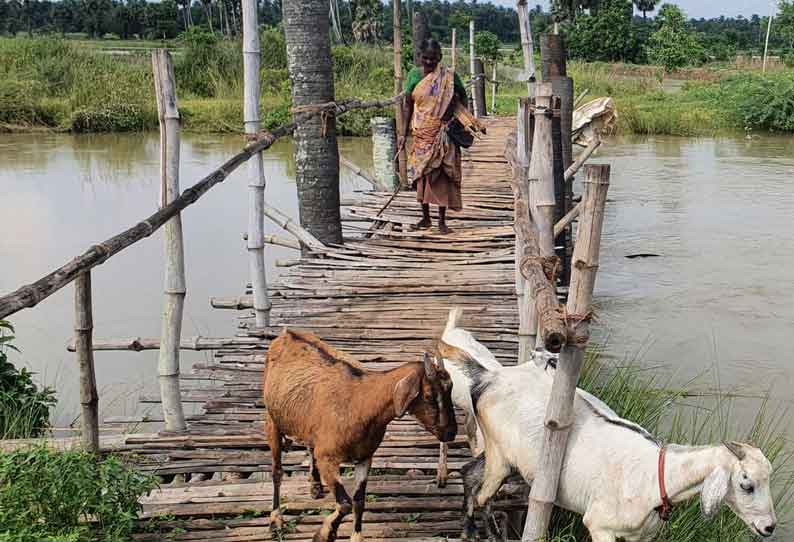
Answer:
0, 92, 404, 320
66, 335, 276, 352
522, 164, 610, 542
340, 155, 383, 190
262, 202, 325, 251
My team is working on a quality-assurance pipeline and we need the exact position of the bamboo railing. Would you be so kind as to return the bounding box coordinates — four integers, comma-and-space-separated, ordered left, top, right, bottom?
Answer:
0, 51, 405, 450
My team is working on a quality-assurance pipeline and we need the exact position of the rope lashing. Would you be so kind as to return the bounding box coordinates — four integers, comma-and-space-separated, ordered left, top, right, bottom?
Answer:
520, 254, 561, 283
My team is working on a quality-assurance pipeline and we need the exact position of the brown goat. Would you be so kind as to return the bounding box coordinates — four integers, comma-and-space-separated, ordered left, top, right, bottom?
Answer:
263, 329, 457, 542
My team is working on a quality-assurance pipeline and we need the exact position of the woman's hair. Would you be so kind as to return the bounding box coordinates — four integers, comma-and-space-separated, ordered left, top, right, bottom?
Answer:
419, 38, 442, 56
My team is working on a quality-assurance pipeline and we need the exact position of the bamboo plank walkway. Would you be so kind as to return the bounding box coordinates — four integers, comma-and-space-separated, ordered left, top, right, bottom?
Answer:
130, 117, 528, 540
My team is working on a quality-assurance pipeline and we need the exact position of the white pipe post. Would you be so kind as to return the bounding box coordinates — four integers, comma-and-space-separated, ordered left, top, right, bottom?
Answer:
242, 0, 271, 329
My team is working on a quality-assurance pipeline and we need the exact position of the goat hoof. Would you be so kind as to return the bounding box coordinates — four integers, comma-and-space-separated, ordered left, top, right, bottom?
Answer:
436, 476, 447, 489
312, 530, 326, 542
350, 532, 364, 542
269, 510, 284, 532
461, 524, 479, 542
310, 482, 325, 499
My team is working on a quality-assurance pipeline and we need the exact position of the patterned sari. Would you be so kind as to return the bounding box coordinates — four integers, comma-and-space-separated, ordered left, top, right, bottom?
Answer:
407, 65, 463, 211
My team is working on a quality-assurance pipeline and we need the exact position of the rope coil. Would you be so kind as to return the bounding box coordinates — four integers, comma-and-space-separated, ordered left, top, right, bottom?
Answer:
520, 255, 561, 283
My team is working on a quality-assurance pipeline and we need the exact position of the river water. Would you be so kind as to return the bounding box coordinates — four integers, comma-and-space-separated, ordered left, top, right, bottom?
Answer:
1, 133, 792, 447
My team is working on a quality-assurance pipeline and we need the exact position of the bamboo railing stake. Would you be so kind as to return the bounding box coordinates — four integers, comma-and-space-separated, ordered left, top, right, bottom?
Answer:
522, 164, 610, 542
243, 0, 271, 329
469, 20, 479, 118
394, 0, 407, 184
491, 61, 498, 114
515, 98, 535, 363
74, 271, 99, 453
152, 49, 187, 433
517, 0, 537, 96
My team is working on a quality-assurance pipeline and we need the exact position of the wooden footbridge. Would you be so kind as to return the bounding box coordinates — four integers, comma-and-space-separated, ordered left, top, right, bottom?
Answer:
0, 7, 615, 538
132, 117, 526, 541
1, 117, 536, 541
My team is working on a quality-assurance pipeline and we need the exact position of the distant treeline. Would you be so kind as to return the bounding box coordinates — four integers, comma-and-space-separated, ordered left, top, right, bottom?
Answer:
0, 0, 787, 58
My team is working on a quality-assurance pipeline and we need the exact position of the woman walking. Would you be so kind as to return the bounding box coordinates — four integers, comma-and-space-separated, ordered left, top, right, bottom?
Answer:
403, 38, 468, 234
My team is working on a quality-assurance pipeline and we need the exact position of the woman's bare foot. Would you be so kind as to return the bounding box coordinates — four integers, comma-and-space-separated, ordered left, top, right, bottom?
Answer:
438, 222, 451, 235
411, 217, 432, 230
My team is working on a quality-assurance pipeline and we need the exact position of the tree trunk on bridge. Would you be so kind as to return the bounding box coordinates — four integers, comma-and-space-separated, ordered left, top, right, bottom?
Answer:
283, 0, 343, 246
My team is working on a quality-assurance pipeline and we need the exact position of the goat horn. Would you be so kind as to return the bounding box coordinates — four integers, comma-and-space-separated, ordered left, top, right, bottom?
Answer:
723, 441, 746, 460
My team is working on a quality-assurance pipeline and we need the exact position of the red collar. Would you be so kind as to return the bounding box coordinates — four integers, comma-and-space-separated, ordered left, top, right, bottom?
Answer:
656, 446, 673, 521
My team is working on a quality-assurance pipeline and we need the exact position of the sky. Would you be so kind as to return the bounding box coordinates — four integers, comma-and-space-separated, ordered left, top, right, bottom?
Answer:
491, 1, 779, 19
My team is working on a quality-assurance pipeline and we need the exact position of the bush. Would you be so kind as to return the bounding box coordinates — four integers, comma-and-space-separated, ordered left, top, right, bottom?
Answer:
0, 446, 157, 542
261, 26, 287, 70
176, 27, 242, 98
566, 0, 642, 63
0, 321, 55, 439
646, 4, 707, 71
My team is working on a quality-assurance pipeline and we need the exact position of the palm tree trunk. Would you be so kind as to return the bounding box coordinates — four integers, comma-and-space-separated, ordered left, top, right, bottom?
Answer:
283, 0, 343, 246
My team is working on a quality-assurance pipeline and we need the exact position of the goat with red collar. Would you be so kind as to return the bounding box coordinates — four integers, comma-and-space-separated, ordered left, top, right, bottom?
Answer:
436, 310, 778, 542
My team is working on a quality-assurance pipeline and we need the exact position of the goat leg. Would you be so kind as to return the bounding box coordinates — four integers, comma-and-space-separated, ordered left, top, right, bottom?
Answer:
266, 414, 285, 533
350, 457, 372, 542
436, 442, 449, 488
309, 449, 325, 499
461, 454, 486, 541
313, 457, 353, 542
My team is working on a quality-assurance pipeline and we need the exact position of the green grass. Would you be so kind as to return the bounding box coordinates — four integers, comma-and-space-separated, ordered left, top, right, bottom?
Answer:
3, 36, 794, 137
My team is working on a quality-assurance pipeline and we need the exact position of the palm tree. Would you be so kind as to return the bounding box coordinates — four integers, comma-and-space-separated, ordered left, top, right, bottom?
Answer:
633, 0, 657, 19
283, 0, 343, 246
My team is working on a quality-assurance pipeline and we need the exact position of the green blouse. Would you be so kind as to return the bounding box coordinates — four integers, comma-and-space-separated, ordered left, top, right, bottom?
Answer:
404, 67, 467, 100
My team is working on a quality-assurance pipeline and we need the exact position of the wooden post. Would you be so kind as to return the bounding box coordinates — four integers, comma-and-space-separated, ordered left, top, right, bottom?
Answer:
451, 29, 457, 71
74, 271, 99, 453
394, 0, 407, 184
517, 0, 537, 96
528, 83, 556, 267
242, 0, 271, 329
541, 33, 574, 287
412, 11, 429, 65
491, 61, 498, 114
469, 20, 479, 118
473, 58, 487, 118
152, 49, 187, 433
522, 164, 610, 542
515, 98, 535, 363
528, 83, 556, 350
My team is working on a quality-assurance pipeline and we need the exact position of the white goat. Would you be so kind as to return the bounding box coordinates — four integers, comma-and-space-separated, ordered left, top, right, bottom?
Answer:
437, 311, 778, 542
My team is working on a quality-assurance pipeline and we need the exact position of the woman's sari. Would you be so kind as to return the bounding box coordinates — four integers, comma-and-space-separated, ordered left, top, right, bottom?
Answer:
407, 65, 463, 211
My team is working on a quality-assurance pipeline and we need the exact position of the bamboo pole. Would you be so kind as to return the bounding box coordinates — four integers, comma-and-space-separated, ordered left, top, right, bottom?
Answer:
394, 0, 407, 185
74, 271, 99, 453
522, 164, 610, 542
67, 335, 276, 352
763, 6, 774, 73
469, 20, 479, 118
243, 0, 271, 329
340, 155, 382, 190
517, 0, 537, 96
527, 83, 557, 344
491, 61, 498, 114
515, 98, 535, 363
451, 29, 457, 71
552, 137, 603, 239
152, 49, 187, 433
0, 92, 403, 320
262, 202, 325, 251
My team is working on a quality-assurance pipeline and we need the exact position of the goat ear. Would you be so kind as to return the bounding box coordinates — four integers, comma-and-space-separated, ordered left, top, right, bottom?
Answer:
393, 371, 421, 418
723, 441, 746, 461
701, 467, 730, 519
